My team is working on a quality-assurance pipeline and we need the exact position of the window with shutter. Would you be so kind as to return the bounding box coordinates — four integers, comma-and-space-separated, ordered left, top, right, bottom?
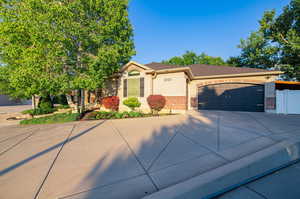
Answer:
140, 78, 144, 97
123, 79, 127, 97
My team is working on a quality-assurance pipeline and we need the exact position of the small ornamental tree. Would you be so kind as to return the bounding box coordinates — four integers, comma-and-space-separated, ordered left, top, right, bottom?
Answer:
102, 96, 120, 111
147, 95, 166, 114
123, 97, 141, 111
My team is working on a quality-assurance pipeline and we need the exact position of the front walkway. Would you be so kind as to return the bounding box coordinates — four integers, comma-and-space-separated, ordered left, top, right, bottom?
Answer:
1, 111, 300, 199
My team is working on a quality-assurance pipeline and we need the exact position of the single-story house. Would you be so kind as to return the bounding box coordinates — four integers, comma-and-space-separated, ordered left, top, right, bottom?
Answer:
103, 61, 283, 113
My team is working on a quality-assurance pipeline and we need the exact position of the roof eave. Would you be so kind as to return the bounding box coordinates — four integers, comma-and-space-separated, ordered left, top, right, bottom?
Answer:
146, 67, 194, 79
120, 61, 153, 72
192, 71, 283, 80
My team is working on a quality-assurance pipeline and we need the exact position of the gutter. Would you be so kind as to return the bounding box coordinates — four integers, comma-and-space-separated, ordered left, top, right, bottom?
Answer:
147, 68, 283, 81
192, 71, 284, 80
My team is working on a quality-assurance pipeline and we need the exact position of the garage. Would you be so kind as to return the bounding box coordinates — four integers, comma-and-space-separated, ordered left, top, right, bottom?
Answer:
198, 83, 264, 112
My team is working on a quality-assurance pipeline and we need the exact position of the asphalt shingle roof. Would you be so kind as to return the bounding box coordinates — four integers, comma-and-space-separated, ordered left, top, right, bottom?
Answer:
145, 62, 273, 77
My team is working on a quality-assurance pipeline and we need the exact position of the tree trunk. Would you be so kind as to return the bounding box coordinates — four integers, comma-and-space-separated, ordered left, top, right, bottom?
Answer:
32, 95, 40, 109
73, 90, 80, 113
32, 95, 36, 109
95, 88, 102, 104
80, 89, 85, 114
66, 94, 75, 107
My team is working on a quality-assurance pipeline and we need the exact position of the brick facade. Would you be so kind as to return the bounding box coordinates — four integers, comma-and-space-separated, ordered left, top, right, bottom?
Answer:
164, 96, 187, 110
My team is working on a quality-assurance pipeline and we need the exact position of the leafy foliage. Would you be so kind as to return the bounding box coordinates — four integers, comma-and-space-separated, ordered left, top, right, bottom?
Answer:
123, 97, 141, 110
230, 0, 300, 80
21, 107, 57, 116
147, 95, 166, 112
53, 95, 68, 105
227, 32, 279, 69
56, 104, 70, 109
102, 96, 120, 111
20, 113, 79, 125
0, 0, 135, 105
93, 111, 145, 119
162, 51, 228, 66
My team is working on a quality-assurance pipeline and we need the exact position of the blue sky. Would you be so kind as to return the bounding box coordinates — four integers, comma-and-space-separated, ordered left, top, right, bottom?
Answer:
129, 0, 289, 64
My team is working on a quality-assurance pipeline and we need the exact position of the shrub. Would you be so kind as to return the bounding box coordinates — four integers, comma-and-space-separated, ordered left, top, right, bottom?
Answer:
92, 111, 145, 120
95, 111, 116, 119
123, 97, 141, 111
20, 113, 79, 125
57, 104, 70, 109
128, 111, 143, 117
52, 95, 68, 105
102, 96, 119, 111
147, 95, 166, 113
38, 95, 53, 109
21, 107, 57, 116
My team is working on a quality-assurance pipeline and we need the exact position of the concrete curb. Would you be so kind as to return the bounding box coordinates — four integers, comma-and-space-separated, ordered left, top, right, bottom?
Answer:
142, 137, 300, 199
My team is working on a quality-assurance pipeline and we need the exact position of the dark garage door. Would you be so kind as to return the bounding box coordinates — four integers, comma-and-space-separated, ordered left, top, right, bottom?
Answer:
198, 83, 264, 112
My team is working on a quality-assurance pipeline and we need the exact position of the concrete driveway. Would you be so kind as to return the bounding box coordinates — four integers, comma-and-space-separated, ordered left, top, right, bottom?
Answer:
1, 111, 300, 199
216, 161, 300, 199
0, 105, 32, 127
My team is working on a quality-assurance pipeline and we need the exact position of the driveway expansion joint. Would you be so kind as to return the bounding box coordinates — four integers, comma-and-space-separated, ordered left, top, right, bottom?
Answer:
245, 186, 269, 199
109, 121, 160, 191
57, 173, 147, 199
244, 112, 275, 135
146, 126, 182, 172
0, 128, 39, 156
0, 127, 36, 143
33, 124, 77, 199
178, 131, 230, 162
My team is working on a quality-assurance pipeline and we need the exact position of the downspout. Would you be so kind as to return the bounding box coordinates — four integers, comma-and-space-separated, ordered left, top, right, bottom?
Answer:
151, 72, 157, 95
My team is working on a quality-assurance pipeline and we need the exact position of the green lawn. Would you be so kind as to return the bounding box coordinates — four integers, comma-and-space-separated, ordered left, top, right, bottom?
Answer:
20, 113, 80, 125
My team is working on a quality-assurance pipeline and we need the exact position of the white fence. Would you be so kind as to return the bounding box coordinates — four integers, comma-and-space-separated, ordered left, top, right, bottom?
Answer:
276, 90, 300, 114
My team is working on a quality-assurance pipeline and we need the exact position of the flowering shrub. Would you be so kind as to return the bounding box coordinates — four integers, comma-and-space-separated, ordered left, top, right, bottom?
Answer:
102, 96, 119, 111
147, 95, 166, 112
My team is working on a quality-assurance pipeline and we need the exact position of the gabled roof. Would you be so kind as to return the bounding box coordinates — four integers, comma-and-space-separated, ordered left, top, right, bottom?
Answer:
121, 61, 153, 72
189, 64, 270, 76
145, 62, 183, 70
145, 62, 283, 78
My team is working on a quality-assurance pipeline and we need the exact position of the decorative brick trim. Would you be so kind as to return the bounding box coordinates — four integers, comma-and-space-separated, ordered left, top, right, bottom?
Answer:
190, 97, 197, 108
266, 97, 276, 110
197, 79, 265, 87
164, 96, 187, 110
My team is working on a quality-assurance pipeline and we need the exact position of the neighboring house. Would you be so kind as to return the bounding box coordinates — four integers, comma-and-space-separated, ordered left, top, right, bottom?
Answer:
106, 61, 283, 112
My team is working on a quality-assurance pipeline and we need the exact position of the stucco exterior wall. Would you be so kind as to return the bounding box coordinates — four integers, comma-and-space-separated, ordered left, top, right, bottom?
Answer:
153, 72, 188, 111
187, 75, 278, 110
118, 64, 153, 112
153, 72, 187, 96
118, 68, 189, 112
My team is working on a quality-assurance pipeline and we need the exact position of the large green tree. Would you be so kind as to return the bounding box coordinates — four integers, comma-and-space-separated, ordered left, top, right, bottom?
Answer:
162, 51, 228, 66
0, 0, 135, 112
230, 0, 300, 80
227, 32, 279, 69
0, 0, 69, 100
